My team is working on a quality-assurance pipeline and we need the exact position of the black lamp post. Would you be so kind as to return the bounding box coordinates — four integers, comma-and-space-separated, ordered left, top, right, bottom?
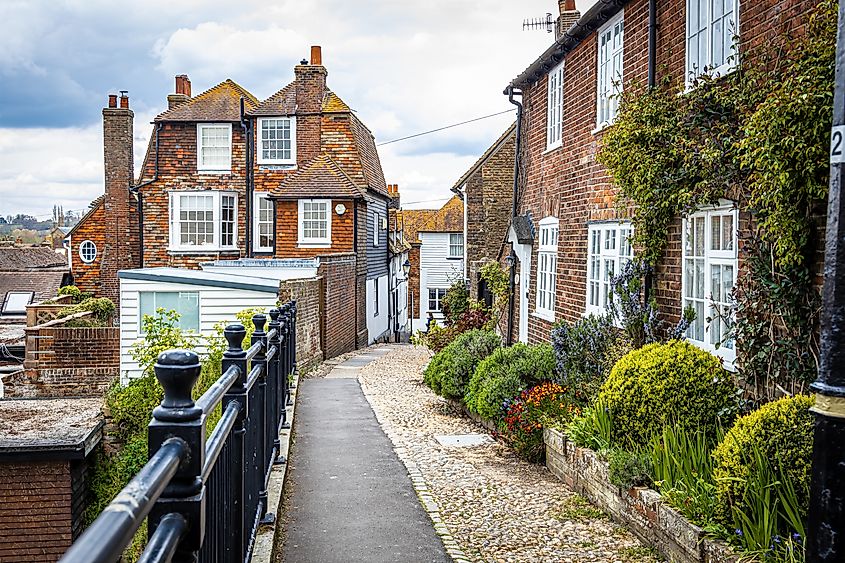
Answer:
807, 2, 845, 561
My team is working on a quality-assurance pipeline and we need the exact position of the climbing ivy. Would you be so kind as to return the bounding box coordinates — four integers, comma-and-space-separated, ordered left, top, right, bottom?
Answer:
598, 0, 835, 394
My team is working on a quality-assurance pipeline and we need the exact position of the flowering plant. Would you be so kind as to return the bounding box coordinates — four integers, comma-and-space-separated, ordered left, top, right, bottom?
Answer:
501, 382, 582, 462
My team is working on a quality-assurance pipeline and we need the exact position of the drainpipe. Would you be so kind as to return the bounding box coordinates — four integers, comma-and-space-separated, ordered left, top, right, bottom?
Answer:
131, 122, 163, 268
644, 0, 657, 302
505, 86, 523, 346
240, 98, 253, 258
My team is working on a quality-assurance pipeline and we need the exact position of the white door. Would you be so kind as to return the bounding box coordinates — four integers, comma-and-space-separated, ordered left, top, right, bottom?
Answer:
514, 242, 531, 343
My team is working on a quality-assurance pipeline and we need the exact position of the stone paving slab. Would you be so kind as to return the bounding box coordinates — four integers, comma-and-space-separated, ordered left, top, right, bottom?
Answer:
280, 376, 450, 563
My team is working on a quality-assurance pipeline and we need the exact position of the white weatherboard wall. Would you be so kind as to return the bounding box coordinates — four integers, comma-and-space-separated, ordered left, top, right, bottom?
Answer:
415, 232, 464, 332
119, 269, 279, 382
366, 275, 389, 344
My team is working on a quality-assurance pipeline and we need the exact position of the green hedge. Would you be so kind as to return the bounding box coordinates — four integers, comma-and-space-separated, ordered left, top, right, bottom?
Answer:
465, 343, 555, 421
598, 340, 737, 448
423, 329, 501, 399
712, 394, 815, 525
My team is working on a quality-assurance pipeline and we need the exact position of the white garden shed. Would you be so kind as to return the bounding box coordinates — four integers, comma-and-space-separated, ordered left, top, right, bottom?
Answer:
118, 268, 280, 381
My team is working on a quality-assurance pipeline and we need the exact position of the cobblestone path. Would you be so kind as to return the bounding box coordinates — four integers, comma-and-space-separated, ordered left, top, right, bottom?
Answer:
354, 344, 662, 563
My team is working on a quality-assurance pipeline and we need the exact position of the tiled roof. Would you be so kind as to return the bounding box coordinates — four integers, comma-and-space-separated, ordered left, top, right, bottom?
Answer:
451, 122, 516, 192
398, 209, 437, 243
66, 195, 104, 238
249, 82, 296, 116
0, 247, 68, 271
419, 195, 463, 233
0, 271, 68, 310
323, 91, 351, 113
269, 154, 367, 200
155, 79, 258, 122
350, 115, 388, 196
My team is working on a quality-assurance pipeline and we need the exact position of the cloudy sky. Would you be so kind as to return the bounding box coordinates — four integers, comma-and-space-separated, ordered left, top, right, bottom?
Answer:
0, 0, 597, 218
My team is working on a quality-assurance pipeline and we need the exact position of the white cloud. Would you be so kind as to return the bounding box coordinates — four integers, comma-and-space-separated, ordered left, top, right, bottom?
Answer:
2, 0, 601, 215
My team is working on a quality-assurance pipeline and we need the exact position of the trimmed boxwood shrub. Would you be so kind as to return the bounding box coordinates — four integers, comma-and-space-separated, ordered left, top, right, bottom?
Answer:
465, 343, 556, 421
56, 297, 116, 325
423, 329, 501, 399
598, 340, 737, 448
712, 394, 815, 525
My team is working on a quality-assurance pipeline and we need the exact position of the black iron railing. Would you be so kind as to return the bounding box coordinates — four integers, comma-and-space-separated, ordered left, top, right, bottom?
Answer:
60, 302, 297, 563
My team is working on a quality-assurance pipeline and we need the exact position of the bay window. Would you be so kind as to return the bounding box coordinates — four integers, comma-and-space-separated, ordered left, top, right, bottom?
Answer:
169, 191, 238, 252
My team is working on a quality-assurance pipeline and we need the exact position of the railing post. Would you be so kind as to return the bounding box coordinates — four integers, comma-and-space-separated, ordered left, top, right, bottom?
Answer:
222, 324, 247, 562
148, 350, 206, 563
252, 314, 274, 525
269, 308, 286, 462
289, 300, 298, 391
278, 303, 291, 414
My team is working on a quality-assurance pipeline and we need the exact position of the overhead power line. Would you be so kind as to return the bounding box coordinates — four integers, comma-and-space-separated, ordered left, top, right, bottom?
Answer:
377, 109, 516, 146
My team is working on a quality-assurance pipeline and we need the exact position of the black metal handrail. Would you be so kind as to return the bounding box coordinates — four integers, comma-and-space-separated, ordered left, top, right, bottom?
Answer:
60, 302, 298, 563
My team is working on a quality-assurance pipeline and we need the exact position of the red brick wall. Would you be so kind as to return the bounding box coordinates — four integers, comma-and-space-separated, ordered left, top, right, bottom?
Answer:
515, 0, 821, 344
317, 253, 360, 358
274, 199, 355, 257
140, 122, 247, 268
0, 460, 85, 562
8, 327, 120, 398
465, 133, 515, 300
278, 277, 323, 369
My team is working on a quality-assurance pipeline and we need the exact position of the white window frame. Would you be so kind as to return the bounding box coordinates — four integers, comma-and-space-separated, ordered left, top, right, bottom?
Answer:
257, 117, 296, 165
596, 10, 624, 128
297, 199, 332, 247
168, 191, 238, 252
546, 61, 565, 150
79, 240, 97, 263
535, 217, 559, 321
585, 221, 634, 316
682, 202, 738, 366
139, 291, 200, 335
196, 123, 232, 173
428, 287, 447, 313
448, 233, 463, 259
685, 0, 739, 84
253, 193, 275, 253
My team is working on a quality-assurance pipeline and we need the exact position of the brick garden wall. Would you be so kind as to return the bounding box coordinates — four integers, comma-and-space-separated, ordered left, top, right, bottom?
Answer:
0, 460, 87, 562
515, 0, 822, 344
317, 253, 360, 358
278, 277, 324, 370
6, 326, 120, 398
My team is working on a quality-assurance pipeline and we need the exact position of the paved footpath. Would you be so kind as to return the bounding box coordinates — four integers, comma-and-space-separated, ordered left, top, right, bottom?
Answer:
280, 347, 450, 563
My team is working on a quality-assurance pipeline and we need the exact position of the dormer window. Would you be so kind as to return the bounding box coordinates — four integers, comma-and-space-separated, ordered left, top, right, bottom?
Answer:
197, 124, 232, 173
258, 117, 296, 165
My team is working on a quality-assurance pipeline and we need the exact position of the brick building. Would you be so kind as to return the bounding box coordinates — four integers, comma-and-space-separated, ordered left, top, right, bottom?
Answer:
70, 46, 396, 345
504, 0, 820, 366
451, 123, 515, 303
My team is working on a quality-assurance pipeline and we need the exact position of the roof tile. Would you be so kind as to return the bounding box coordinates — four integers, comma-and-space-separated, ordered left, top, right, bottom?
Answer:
269, 154, 366, 199
155, 79, 258, 122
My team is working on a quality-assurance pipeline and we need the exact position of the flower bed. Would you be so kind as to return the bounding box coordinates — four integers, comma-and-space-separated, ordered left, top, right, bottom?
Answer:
544, 428, 740, 563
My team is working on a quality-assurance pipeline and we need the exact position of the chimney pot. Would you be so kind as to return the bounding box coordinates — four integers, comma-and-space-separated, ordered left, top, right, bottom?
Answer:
119, 91, 129, 109
310, 46, 322, 66
175, 74, 191, 97
108, 94, 118, 108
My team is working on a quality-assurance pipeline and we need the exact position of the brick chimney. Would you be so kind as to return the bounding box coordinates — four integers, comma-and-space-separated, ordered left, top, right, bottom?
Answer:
101, 92, 136, 304
294, 46, 327, 164
556, 0, 580, 39
167, 74, 192, 109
